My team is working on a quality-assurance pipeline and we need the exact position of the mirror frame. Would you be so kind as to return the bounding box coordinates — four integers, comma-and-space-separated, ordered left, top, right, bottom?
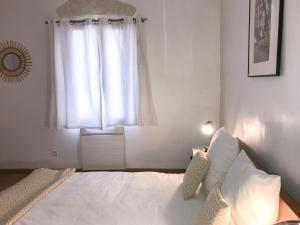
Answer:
0, 40, 32, 82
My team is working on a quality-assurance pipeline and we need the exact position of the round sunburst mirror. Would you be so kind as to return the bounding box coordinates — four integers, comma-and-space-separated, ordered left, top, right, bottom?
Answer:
0, 41, 32, 82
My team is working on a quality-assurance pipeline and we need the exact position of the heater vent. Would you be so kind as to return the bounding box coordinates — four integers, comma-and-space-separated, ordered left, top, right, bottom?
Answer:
80, 128, 125, 170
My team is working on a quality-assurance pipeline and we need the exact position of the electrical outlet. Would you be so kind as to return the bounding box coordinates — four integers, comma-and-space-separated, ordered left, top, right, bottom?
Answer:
51, 150, 58, 157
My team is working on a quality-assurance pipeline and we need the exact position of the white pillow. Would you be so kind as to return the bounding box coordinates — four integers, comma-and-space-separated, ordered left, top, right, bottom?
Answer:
221, 151, 281, 225
203, 127, 239, 193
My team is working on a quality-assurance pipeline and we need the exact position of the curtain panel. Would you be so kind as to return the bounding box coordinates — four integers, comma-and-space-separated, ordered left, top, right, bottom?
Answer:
49, 18, 157, 129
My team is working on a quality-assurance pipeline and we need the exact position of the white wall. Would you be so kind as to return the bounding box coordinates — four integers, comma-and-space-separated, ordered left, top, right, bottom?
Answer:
0, 0, 220, 169
221, 0, 300, 203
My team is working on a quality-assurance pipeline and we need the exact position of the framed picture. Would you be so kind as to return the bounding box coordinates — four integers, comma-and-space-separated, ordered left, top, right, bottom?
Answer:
248, 0, 284, 77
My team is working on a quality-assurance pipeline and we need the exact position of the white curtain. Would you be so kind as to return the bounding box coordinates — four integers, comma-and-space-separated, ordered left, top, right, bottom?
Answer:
49, 18, 157, 129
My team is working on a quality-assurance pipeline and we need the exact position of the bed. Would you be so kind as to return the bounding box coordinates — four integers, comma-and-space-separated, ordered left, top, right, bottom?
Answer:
14, 172, 205, 225
1, 169, 299, 225
1, 128, 300, 225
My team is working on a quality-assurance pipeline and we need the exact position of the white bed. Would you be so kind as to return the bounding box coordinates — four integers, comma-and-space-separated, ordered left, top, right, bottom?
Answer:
15, 172, 206, 225
5, 128, 299, 225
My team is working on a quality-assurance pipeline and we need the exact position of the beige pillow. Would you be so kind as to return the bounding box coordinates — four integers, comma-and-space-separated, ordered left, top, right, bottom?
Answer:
183, 151, 209, 200
197, 184, 231, 225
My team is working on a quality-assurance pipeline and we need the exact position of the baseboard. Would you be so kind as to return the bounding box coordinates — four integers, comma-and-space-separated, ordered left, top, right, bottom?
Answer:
0, 168, 186, 174
77, 168, 186, 174
0, 169, 33, 174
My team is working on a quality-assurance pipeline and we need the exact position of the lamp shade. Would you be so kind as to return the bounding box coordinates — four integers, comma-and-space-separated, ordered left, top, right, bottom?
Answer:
201, 121, 214, 136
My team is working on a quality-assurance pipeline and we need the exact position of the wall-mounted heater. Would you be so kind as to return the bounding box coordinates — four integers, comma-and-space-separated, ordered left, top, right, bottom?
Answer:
80, 128, 125, 171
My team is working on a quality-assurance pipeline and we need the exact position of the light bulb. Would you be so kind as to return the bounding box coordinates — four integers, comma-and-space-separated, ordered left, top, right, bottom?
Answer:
201, 121, 214, 136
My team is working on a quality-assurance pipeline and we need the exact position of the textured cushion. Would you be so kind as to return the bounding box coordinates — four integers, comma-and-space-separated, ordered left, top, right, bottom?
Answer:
0, 168, 75, 225
197, 184, 231, 225
221, 151, 281, 225
203, 128, 239, 193
183, 151, 209, 200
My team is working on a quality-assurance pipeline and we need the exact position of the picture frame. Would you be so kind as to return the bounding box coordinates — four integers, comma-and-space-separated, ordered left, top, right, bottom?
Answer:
248, 0, 284, 77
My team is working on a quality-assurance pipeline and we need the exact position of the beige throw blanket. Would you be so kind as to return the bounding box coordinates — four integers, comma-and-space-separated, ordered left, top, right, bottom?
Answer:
0, 168, 75, 225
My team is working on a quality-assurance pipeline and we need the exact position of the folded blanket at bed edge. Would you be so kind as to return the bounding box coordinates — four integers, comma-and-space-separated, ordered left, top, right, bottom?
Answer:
0, 168, 75, 225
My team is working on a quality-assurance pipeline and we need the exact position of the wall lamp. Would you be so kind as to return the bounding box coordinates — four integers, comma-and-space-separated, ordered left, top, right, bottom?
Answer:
201, 121, 215, 136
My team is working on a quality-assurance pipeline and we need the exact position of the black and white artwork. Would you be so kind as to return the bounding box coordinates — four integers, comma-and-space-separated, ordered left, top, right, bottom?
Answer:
248, 0, 283, 77
254, 0, 271, 64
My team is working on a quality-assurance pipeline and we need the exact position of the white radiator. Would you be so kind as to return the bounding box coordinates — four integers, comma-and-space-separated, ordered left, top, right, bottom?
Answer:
80, 128, 125, 171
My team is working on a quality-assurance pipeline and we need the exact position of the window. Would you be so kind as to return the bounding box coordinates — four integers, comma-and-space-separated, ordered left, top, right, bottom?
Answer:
49, 18, 157, 129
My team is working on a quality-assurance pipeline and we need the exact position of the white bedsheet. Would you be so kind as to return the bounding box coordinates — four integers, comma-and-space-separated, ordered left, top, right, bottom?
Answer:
16, 172, 206, 225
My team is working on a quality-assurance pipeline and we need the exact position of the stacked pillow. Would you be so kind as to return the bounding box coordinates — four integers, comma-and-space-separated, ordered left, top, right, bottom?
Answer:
203, 128, 240, 193
182, 127, 281, 225
221, 151, 281, 225
183, 128, 239, 200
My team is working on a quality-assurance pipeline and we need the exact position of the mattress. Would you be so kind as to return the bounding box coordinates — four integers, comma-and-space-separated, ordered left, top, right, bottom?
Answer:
15, 172, 206, 225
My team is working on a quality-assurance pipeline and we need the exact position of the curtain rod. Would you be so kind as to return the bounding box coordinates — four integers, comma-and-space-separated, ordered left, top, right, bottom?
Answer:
45, 17, 148, 25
